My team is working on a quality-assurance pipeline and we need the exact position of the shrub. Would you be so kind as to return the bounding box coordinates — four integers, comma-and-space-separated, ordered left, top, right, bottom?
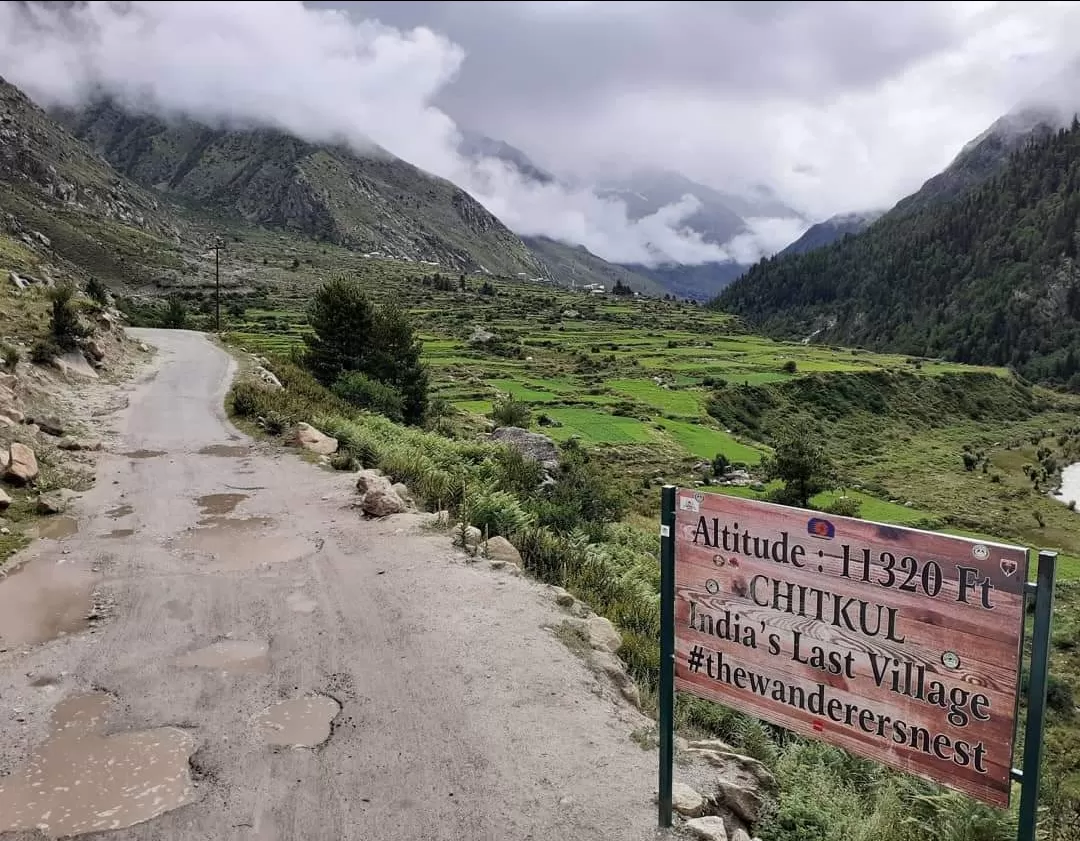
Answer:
782, 359, 798, 374
48, 283, 88, 350
332, 372, 405, 422
491, 395, 531, 428
824, 495, 861, 518
85, 276, 110, 306
262, 411, 290, 435
230, 381, 280, 418
1, 342, 18, 370
465, 488, 534, 538
161, 296, 188, 329
330, 451, 357, 471
30, 338, 63, 364
711, 452, 730, 478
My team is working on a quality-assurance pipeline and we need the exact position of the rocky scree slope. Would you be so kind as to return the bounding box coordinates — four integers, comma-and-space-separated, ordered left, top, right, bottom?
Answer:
60, 101, 545, 278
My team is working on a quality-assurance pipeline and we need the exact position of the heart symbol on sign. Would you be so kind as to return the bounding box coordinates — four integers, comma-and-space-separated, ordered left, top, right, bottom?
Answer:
1000, 559, 1018, 577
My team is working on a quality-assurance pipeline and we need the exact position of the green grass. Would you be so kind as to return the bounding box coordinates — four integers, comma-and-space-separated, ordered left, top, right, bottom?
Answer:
608, 378, 702, 416
542, 407, 660, 445
654, 418, 765, 464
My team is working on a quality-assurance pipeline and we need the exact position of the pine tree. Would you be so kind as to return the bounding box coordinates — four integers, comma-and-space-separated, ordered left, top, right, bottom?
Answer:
305, 278, 376, 386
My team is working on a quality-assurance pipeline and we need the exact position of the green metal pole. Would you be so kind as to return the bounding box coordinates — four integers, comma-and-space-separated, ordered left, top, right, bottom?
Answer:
658, 485, 677, 828
1017, 550, 1056, 841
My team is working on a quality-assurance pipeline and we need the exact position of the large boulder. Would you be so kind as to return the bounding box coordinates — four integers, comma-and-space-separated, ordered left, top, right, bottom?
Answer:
491, 426, 559, 472
483, 535, 522, 564
355, 469, 392, 495
453, 524, 483, 547
4, 442, 38, 484
254, 366, 282, 390
592, 650, 641, 708
37, 488, 78, 515
54, 351, 99, 380
685, 817, 728, 841
27, 414, 64, 437
292, 422, 337, 456
361, 487, 408, 517
585, 615, 622, 653
57, 437, 102, 452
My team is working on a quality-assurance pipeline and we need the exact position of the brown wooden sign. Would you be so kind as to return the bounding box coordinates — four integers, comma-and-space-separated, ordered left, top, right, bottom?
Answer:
673, 489, 1028, 808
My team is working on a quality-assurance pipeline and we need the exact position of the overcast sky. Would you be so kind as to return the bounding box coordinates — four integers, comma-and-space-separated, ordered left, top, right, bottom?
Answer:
2, 1, 1079, 266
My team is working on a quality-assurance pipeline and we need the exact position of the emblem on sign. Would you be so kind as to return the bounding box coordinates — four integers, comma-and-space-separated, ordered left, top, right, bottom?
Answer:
680, 497, 700, 513
694, 492, 704, 503
972, 543, 990, 560
806, 517, 835, 539
1000, 558, 1018, 577
941, 651, 961, 670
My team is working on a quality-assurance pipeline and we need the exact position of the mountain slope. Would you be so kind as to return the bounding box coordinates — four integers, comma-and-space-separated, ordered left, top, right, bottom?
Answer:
715, 120, 1080, 386
890, 106, 1061, 217
778, 211, 883, 257
0, 76, 184, 287
457, 130, 554, 185
627, 261, 749, 301
61, 101, 543, 277
522, 236, 665, 297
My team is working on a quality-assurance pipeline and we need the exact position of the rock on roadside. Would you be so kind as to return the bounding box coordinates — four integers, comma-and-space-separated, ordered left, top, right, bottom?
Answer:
37, 488, 78, 515
254, 366, 283, 390
291, 422, 338, 456
361, 487, 408, 518
4, 442, 38, 484
483, 535, 521, 564
0, 487, 10, 509
685, 816, 728, 841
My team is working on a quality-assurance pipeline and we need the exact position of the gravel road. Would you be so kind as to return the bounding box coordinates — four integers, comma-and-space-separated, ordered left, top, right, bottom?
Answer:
0, 329, 664, 841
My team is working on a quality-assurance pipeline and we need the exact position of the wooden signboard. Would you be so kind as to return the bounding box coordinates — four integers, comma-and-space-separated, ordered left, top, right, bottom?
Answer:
672, 489, 1029, 808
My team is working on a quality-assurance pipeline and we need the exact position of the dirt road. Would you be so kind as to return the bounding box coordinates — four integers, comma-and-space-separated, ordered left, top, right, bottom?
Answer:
0, 329, 663, 840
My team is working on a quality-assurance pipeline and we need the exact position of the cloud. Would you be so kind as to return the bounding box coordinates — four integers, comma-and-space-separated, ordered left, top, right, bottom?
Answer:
0, 0, 751, 267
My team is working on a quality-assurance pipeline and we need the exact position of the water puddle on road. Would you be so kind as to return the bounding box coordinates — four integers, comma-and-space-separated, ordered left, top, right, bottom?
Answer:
0, 557, 96, 646
106, 504, 134, 519
0, 693, 196, 837
164, 599, 193, 620
105, 528, 135, 539
196, 493, 248, 516
255, 695, 340, 748
179, 516, 311, 570
36, 516, 79, 539
122, 449, 167, 459
286, 591, 317, 614
198, 444, 251, 457
175, 639, 270, 673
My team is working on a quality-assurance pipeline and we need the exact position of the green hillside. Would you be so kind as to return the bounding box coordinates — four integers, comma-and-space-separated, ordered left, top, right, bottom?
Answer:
716, 120, 1080, 387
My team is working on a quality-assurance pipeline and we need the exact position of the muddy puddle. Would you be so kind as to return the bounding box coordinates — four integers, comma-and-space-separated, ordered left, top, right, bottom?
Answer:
0, 693, 196, 837
180, 516, 310, 570
175, 639, 270, 673
36, 516, 79, 539
105, 528, 135, 539
106, 504, 134, 519
286, 591, 317, 614
255, 695, 340, 748
122, 449, 167, 459
196, 493, 248, 516
0, 557, 96, 646
198, 444, 250, 457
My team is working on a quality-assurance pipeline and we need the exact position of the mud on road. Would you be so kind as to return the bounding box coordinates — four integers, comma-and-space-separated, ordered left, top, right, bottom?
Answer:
0, 329, 663, 841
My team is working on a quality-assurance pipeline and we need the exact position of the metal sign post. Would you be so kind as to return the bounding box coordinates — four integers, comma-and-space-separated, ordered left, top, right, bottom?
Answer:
658, 485, 676, 828
1014, 550, 1057, 841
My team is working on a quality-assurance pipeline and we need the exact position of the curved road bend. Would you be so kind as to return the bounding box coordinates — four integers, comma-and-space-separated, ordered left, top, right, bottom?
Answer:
0, 329, 662, 841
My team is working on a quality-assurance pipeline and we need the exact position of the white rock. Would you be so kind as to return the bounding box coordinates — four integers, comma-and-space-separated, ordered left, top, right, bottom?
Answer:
5, 442, 38, 484
54, 351, 98, 380
453, 524, 483, 547
361, 487, 407, 518
585, 615, 622, 653
685, 816, 728, 841
355, 469, 391, 495
483, 535, 521, 564
730, 830, 752, 841
254, 366, 282, 390
672, 782, 706, 818
292, 422, 337, 456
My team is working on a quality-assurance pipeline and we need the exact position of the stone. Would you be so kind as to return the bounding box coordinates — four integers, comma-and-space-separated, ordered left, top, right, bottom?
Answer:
488, 560, 521, 575
83, 339, 105, 362
57, 437, 102, 452
361, 487, 408, 518
355, 469, 392, 495
54, 351, 99, 380
5, 442, 38, 484
138, 342, 150, 353
685, 816, 728, 841
714, 779, 764, 825
687, 739, 737, 754
453, 524, 483, 547
468, 326, 495, 344
483, 535, 521, 564
37, 488, 78, 515
585, 615, 622, 653
0, 448, 8, 472
0, 487, 10, 509
730, 830, 753, 841
254, 366, 282, 390
490, 426, 559, 472
0, 414, 16, 428
27, 415, 64, 436
691, 751, 776, 790
673, 782, 706, 818
391, 482, 414, 505
592, 651, 641, 708
292, 422, 337, 456
552, 586, 576, 608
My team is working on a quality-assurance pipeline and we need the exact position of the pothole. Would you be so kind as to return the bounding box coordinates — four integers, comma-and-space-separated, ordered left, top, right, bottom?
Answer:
105, 528, 135, 539
255, 695, 340, 748
105, 504, 134, 519
0, 557, 97, 646
286, 591, 317, 614
195, 493, 248, 517
36, 516, 79, 540
122, 449, 167, 459
174, 639, 270, 673
198, 444, 250, 457
0, 693, 197, 837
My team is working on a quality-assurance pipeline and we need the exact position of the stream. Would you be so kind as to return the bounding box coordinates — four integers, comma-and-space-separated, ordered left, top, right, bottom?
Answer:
1055, 462, 1080, 507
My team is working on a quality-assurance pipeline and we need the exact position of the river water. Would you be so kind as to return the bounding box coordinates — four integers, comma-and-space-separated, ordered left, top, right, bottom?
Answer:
1055, 462, 1080, 507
